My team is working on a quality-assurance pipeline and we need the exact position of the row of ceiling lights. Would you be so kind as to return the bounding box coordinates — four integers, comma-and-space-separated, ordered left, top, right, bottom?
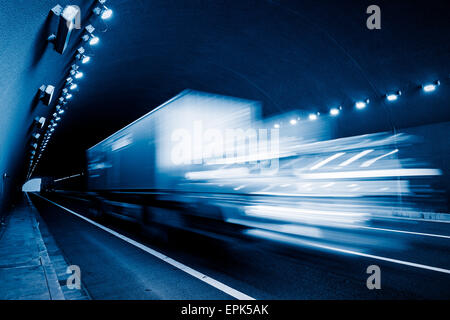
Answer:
27, 1, 113, 179
275, 79, 443, 128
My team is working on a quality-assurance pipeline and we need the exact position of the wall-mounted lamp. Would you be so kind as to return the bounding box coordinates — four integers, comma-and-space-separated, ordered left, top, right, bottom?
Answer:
34, 117, 46, 128
82, 25, 99, 46
48, 5, 81, 54
93, 0, 113, 20
39, 85, 55, 106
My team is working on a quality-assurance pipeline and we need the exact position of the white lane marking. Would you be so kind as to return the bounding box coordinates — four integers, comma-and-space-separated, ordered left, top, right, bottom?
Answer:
357, 225, 450, 239
34, 194, 254, 300
371, 214, 450, 224
246, 229, 450, 275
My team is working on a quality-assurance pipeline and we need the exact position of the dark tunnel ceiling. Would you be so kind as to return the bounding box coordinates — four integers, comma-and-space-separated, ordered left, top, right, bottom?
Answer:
32, 0, 450, 178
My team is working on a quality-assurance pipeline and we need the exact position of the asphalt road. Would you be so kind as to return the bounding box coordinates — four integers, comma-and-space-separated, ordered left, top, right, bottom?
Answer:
29, 193, 450, 300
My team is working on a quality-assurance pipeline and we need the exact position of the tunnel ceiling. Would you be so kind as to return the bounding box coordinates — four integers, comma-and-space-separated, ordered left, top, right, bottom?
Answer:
1, 0, 449, 181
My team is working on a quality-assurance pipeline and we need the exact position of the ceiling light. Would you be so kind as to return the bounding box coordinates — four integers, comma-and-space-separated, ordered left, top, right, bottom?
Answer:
93, 1, 113, 20
81, 25, 98, 46
101, 8, 113, 19
81, 56, 91, 64
330, 108, 340, 116
89, 36, 99, 45
355, 99, 369, 110
386, 91, 401, 101
422, 81, 440, 93
309, 114, 317, 121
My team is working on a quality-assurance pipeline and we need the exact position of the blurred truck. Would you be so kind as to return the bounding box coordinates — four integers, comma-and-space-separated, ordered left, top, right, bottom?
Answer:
85, 90, 262, 235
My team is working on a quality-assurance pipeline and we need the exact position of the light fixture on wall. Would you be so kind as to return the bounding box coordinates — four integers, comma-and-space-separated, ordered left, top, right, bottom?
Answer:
82, 25, 99, 46
48, 5, 81, 54
38, 85, 55, 106
34, 117, 46, 129
93, 0, 113, 20
74, 71, 84, 79
75, 47, 90, 64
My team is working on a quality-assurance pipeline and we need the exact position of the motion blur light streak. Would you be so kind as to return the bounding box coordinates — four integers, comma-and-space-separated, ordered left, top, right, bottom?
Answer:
244, 205, 368, 225
361, 149, 399, 167
310, 152, 346, 170
111, 135, 133, 151
207, 151, 281, 165
296, 168, 442, 179
339, 150, 374, 167
186, 168, 250, 180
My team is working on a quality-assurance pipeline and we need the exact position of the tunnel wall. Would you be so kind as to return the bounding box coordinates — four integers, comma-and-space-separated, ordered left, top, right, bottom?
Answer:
0, 0, 93, 216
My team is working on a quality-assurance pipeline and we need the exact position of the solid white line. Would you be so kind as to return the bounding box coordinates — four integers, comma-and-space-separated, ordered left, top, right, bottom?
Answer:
371, 214, 450, 224
357, 225, 450, 239
246, 229, 450, 275
54, 173, 82, 183
33, 194, 255, 300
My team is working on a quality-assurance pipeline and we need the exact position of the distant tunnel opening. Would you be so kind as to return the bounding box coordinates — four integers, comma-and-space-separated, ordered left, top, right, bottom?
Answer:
22, 178, 42, 192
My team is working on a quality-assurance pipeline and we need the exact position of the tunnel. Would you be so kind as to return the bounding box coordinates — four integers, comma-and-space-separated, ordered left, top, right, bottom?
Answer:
0, 0, 450, 305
